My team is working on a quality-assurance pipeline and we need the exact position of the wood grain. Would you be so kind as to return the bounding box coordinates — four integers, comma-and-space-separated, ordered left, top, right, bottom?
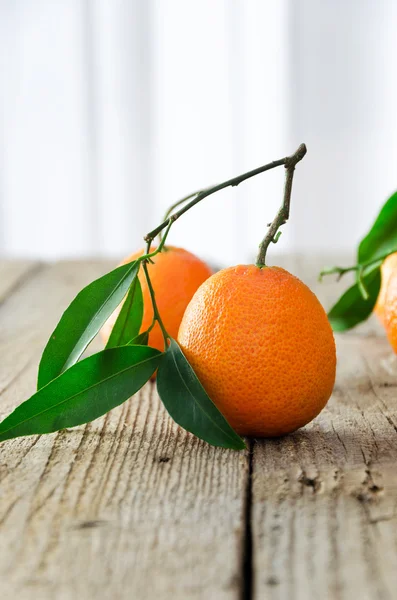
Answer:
0, 261, 249, 600
252, 335, 397, 600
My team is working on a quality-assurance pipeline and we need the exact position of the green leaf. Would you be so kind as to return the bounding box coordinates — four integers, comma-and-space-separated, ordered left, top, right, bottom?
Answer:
156, 339, 245, 450
128, 330, 149, 346
0, 345, 162, 443
328, 267, 381, 331
38, 260, 140, 390
358, 190, 397, 264
106, 276, 143, 349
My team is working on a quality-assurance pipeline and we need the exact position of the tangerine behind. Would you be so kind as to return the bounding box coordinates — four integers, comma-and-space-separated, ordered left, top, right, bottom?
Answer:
374, 252, 397, 325
101, 246, 213, 352
178, 264, 336, 437
381, 262, 397, 353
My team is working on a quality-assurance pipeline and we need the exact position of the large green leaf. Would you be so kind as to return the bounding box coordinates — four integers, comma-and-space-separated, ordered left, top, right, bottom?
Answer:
328, 268, 381, 331
37, 260, 140, 390
157, 339, 245, 450
106, 276, 143, 349
358, 190, 397, 264
0, 345, 162, 443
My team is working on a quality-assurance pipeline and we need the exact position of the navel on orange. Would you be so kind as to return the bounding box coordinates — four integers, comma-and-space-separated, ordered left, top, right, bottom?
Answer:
178, 265, 336, 437
101, 246, 213, 352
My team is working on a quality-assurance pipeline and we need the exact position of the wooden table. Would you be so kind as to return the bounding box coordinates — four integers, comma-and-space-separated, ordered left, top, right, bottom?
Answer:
1, 257, 396, 600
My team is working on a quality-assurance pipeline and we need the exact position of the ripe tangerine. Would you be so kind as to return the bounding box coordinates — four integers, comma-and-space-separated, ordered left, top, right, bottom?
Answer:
178, 264, 336, 437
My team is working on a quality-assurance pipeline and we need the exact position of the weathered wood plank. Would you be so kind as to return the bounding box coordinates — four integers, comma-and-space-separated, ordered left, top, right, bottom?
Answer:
252, 335, 397, 600
0, 261, 249, 600
252, 257, 397, 600
0, 386, 248, 600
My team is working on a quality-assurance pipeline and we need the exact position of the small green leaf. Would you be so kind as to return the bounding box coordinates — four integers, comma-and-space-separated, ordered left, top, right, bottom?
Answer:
358, 190, 397, 264
157, 339, 245, 450
38, 260, 140, 390
0, 345, 162, 443
106, 277, 143, 349
328, 267, 381, 331
128, 330, 149, 346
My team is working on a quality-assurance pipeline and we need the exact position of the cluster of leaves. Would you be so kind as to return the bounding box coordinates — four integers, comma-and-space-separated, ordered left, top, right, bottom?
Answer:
0, 256, 245, 450
325, 191, 397, 331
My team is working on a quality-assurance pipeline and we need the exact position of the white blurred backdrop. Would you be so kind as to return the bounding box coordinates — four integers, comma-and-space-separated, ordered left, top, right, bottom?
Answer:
1, 0, 397, 266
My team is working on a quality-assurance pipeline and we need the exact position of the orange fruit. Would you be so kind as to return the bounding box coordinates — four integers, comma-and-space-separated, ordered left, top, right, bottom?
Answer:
380, 259, 397, 353
101, 246, 213, 352
374, 252, 397, 325
178, 265, 336, 437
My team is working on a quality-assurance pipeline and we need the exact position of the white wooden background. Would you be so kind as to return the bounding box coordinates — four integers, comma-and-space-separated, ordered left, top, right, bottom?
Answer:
1, 0, 397, 265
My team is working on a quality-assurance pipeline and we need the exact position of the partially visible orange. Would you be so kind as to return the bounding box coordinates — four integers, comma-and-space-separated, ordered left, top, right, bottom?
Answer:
380, 257, 397, 353
374, 252, 397, 325
178, 265, 336, 437
101, 246, 213, 352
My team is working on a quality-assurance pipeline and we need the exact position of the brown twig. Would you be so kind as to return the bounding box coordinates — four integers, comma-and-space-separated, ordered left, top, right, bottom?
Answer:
256, 143, 307, 267
144, 155, 295, 245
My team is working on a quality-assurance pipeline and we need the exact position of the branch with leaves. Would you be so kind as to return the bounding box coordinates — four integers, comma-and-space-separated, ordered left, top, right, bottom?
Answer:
321, 190, 397, 331
0, 145, 306, 449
